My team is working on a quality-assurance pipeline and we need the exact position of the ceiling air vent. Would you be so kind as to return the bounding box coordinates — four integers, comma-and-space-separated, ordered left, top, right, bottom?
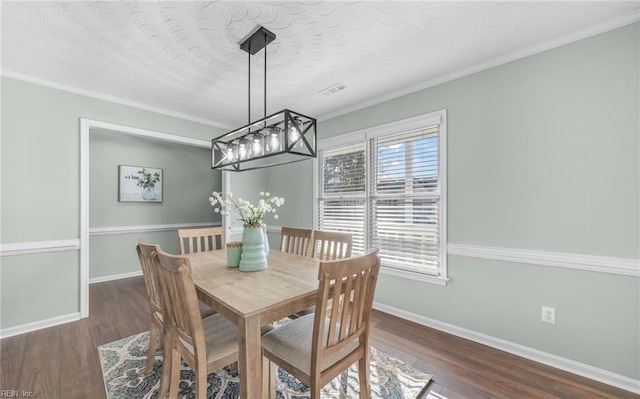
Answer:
319, 82, 347, 96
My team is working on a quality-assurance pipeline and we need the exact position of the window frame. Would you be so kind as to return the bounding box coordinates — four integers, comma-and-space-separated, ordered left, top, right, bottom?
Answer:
314, 110, 448, 286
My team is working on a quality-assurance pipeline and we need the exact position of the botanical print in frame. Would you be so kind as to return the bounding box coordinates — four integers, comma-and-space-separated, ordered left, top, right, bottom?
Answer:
118, 165, 163, 202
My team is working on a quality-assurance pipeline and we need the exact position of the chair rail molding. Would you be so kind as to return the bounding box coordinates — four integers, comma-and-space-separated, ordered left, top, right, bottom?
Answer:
447, 243, 640, 277
89, 222, 221, 236
0, 239, 80, 257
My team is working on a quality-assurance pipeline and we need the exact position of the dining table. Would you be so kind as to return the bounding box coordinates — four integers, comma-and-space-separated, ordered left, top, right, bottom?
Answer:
186, 249, 321, 399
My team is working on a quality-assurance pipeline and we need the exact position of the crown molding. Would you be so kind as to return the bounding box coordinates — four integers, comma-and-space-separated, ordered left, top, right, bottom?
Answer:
318, 10, 640, 122
0, 69, 231, 130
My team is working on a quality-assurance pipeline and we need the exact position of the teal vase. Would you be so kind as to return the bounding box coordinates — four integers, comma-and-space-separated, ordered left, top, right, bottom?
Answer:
262, 225, 270, 256
239, 224, 268, 272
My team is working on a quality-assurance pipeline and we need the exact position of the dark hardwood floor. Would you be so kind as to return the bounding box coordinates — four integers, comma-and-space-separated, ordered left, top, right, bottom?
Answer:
1, 276, 637, 399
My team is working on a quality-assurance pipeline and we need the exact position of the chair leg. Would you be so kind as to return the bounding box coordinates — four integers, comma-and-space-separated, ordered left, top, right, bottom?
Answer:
168, 348, 181, 399
145, 325, 159, 374
196, 366, 208, 399
158, 329, 173, 398
268, 360, 278, 399
261, 357, 273, 399
358, 356, 370, 399
310, 381, 321, 399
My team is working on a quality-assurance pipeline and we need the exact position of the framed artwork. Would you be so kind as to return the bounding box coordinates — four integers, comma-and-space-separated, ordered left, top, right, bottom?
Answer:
118, 165, 163, 202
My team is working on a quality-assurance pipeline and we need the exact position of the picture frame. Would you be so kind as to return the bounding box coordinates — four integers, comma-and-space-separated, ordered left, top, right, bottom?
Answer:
118, 165, 163, 203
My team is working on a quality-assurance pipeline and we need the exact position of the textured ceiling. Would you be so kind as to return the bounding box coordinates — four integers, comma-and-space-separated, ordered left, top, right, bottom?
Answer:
2, 1, 638, 128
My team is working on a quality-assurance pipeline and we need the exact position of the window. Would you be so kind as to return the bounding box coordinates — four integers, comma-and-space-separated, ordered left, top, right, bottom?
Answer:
315, 110, 447, 285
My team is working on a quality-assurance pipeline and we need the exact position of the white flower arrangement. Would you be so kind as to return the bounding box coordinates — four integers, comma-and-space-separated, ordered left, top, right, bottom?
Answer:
209, 191, 285, 226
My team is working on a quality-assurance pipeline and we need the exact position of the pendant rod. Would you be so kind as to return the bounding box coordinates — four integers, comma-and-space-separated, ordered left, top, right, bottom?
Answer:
248, 50, 251, 125
264, 31, 267, 121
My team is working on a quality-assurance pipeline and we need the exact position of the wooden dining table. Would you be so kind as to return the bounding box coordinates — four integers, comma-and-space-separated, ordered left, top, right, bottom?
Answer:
187, 249, 321, 399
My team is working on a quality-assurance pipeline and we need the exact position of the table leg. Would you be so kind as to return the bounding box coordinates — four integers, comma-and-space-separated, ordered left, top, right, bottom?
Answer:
238, 316, 262, 399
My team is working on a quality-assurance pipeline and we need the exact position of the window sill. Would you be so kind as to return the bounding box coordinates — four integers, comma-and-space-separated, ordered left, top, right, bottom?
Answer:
380, 266, 449, 286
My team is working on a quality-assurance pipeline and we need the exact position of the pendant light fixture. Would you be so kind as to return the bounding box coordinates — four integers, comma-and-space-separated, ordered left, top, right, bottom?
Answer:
211, 26, 317, 172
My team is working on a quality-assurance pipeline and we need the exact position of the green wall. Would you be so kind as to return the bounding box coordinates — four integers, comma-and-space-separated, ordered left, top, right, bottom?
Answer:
259, 23, 640, 380
89, 131, 221, 278
1, 77, 225, 329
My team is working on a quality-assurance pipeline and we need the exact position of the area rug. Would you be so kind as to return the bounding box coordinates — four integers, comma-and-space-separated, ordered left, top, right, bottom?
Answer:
98, 331, 431, 399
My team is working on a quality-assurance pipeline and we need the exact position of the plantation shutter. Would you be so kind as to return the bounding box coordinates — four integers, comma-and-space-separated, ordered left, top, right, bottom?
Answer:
369, 126, 440, 274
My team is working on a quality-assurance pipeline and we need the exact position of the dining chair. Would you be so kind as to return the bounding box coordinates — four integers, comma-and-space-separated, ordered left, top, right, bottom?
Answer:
309, 230, 353, 261
136, 241, 216, 375
261, 250, 380, 399
280, 227, 314, 318
153, 247, 237, 399
153, 247, 273, 399
279, 227, 313, 257
136, 241, 166, 374
177, 226, 225, 254
294, 230, 354, 318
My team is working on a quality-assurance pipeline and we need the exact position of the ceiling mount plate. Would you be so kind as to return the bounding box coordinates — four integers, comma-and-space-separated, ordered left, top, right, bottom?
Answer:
240, 26, 276, 55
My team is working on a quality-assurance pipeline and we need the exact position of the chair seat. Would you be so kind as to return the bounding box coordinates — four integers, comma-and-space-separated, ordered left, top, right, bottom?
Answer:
178, 314, 275, 365
262, 314, 359, 379
177, 314, 238, 364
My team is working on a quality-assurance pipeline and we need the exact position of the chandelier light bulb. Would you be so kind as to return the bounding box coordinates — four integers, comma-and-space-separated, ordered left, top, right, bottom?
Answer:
289, 126, 300, 147
269, 132, 280, 152
226, 146, 235, 162
251, 134, 263, 157
238, 142, 248, 159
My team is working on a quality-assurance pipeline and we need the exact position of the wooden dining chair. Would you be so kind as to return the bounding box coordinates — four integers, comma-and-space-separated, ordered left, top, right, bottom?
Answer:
294, 230, 353, 318
280, 227, 314, 318
136, 241, 166, 374
280, 227, 313, 257
136, 241, 216, 375
153, 247, 273, 399
309, 230, 353, 261
261, 250, 380, 399
177, 226, 225, 254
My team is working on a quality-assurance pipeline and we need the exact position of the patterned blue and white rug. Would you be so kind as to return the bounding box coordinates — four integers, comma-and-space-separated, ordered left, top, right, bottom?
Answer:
98, 331, 431, 399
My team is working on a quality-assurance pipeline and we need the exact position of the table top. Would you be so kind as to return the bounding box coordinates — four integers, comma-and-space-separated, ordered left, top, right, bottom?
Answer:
187, 249, 321, 321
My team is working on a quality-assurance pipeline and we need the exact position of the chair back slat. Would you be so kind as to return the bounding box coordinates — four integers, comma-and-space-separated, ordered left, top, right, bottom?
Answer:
310, 230, 353, 260
178, 227, 225, 254
280, 227, 313, 256
312, 250, 380, 367
137, 242, 163, 317
154, 248, 206, 355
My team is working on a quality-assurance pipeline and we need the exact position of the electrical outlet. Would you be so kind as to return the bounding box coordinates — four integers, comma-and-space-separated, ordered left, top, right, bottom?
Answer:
541, 306, 556, 325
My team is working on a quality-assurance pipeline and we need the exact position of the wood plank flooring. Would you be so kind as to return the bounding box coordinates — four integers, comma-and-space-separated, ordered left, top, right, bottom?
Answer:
1, 276, 637, 399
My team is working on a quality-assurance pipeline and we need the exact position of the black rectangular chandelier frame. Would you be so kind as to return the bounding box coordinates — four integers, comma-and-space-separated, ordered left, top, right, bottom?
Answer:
211, 26, 317, 172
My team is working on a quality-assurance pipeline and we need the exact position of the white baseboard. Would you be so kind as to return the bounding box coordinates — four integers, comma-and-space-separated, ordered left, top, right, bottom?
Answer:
373, 302, 640, 395
0, 312, 80, 339
89, 270, 142, 284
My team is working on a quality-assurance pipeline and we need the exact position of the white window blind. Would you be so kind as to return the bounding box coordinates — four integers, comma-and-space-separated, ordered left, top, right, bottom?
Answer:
318, 142, 366, 254
316, 110, 447, 280
370, 126, 440, 274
